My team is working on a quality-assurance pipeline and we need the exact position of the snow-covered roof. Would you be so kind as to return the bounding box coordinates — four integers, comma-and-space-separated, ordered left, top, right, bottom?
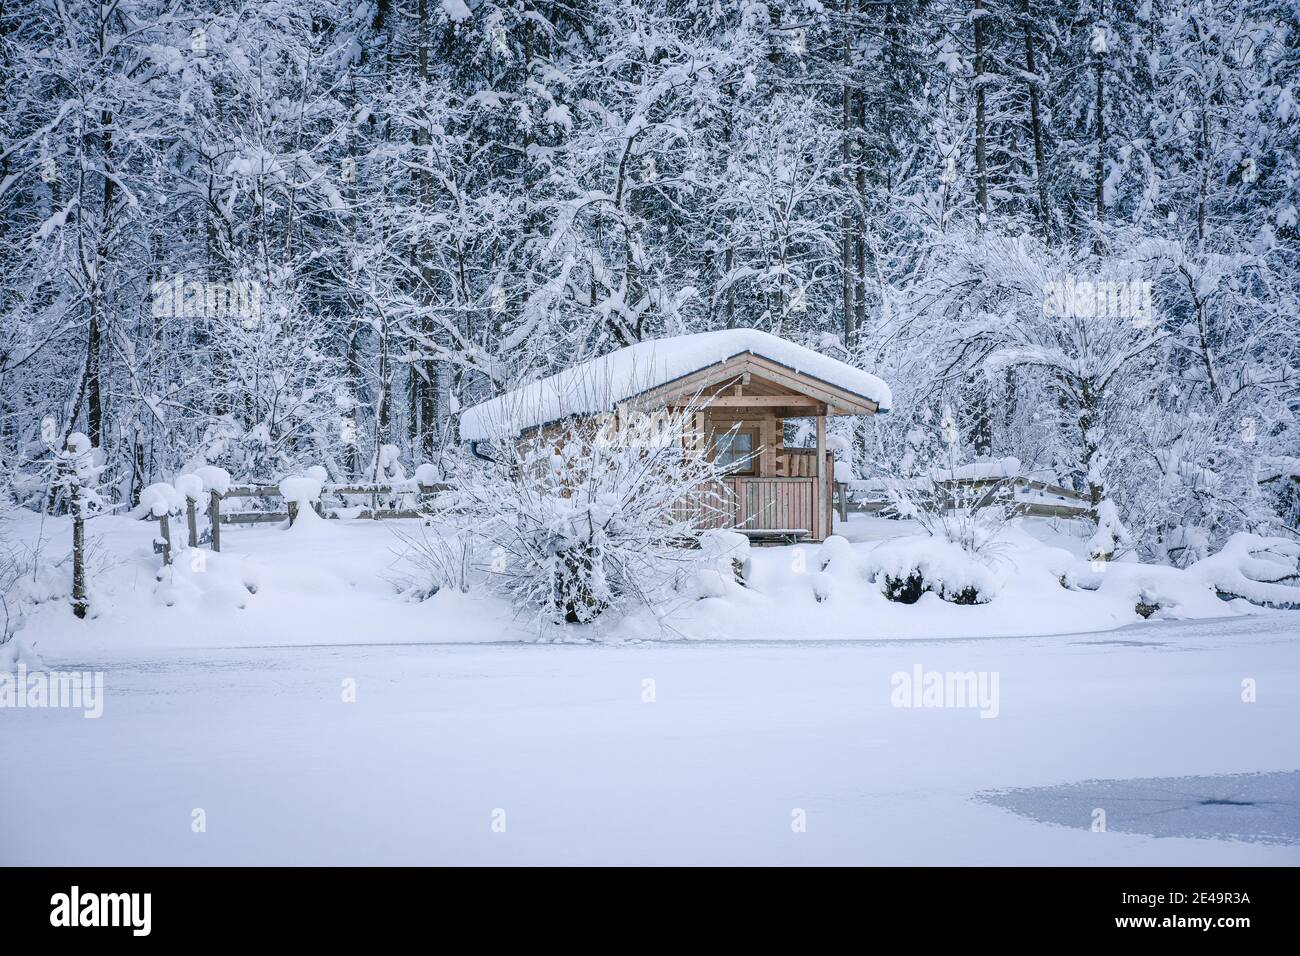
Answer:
460, 328, 892, 441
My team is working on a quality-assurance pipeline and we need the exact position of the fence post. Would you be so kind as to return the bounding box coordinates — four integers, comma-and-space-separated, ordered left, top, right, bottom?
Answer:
71, 482, 88, 620
186, 497, 199, 548
287, 500, 299, 526
209, 491, 221, 552
158, 513, 173, 566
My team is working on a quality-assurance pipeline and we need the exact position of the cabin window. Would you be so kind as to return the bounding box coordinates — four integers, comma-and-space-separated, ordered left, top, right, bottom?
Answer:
713, 427, 758, 475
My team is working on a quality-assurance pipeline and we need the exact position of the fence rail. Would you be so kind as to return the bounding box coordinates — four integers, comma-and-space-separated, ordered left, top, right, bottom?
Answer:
144, 481, 455, 560
140, 470, 1090, 570
833, 476, 1092, 522
223, 482, 453, 499
217, 482, 454, 529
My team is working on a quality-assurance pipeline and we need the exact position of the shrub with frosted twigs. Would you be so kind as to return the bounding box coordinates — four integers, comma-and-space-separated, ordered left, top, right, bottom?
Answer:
436, 402, 734, 627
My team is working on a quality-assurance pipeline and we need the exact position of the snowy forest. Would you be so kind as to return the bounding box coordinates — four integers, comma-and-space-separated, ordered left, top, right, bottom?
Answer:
1, 0, 1297, 564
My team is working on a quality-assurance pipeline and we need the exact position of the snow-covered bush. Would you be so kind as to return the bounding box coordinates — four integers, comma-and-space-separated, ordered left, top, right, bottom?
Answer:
1189, 534, 1300, 609
868, 536, 1000, 605
809, 571, 835, 603
391, 525, 472, 600
685, 530, 752, 600
152, 548, 258, 611
438, 403, 732, 626
0, 509, 22, 644
870, 444, 1014, 604
1087, 497, 1133, 562
885, 456, 1020, 557
0, 455, 20, 642
816, 534, 856, 572
813, 535, 863, 601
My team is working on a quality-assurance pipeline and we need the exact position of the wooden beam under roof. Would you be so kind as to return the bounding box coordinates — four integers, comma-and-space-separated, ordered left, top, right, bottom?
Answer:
635, 353, 880, 416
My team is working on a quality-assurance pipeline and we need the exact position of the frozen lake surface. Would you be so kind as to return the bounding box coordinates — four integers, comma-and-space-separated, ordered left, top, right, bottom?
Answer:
2, 614, 1298, 865
981, 770, 1300, 846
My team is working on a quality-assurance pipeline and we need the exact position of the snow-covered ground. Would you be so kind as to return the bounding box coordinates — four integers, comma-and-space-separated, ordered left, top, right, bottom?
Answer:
4, 507, 1289, 655
2, 613, 1297, 865
2, 507, 1297, 864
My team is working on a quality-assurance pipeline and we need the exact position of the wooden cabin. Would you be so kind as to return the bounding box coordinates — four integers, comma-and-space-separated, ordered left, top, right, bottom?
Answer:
458, 329, 891, 542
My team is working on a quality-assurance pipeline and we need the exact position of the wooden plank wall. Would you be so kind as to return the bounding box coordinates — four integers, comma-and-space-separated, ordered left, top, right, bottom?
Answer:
672, 477, 820, 535
732, 477, 817, 532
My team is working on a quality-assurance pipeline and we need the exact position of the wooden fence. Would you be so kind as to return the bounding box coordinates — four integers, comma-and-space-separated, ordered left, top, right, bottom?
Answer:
141, 472, 1091, 568
833, 476, 1092, 522
218, 482, 454, 525
150, 481, 453, 562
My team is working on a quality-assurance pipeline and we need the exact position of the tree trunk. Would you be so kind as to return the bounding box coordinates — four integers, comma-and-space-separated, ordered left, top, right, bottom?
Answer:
1196, 106, 1210, 244
1078, 378, 1104, 508
853, 57, 868, 336
840, 12, 857, 348
71, 482, 87, 619
1021, 0, 1051, 238
412, 0, 439, 459
86, 306, 103, 449
83, 103, 115, 453
973, 0, 989, 227
1094, 1, 1106, 221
